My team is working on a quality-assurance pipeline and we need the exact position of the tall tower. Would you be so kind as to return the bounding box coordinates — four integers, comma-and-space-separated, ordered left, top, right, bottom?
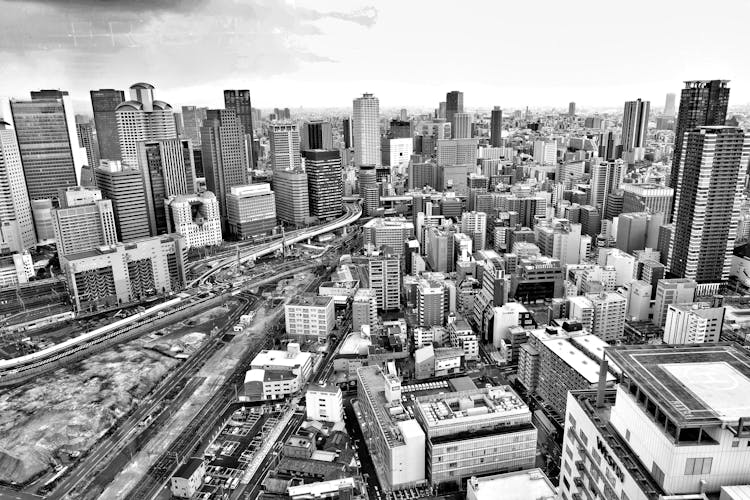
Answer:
446, 91, 464, 138
273, 169, 309, 227
115, 83, 177, 166
664, 92, 676, 117
352, 93, 380, 167
621, 98, 650, 153
304, 149, 343, 221
568, 102, 576, 116
490, 106, 503, 147
181, 106, 207, 146
201, 109, 248, 224
669, 80, 730, 193
0, 121, 36, 251
90, 89, 125, 161
11, 90, 86, 200
76, 120, 100, 170
269, 123, 302, 171
452, 112, 472, 139
223, 90, 255, 167
669, 126, 749, 283
95, 160, 151, 242
301, 121, 333, 150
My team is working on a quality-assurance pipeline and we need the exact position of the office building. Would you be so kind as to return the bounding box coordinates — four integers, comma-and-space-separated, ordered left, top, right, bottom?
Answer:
284, 295, 335, 342
426, 226, 456, 273
201, 109, 248, 223
446, 91, 464, 137
621, 98, 650, 158
417, 280, 445, 327
115, 83, 177, 166
490, 106, 503, 147
166, 192, 222, 249
363, 217, 414, 255
244, 343, 313, 401
353, 93, 381, 167
306, 384, 343, 423
11, 90, 86, 199
369, 254, 401, 310
226, 184, 277, 240
52, 188, 117, 256
382, 138, 413, 171
0, 251, 34, 288
664, 92, 676, 117
355, 366, 426, 491
467, 469, 556, 500
95, 160, 151, 242
301, 120, 333, 150
461, 211, 487, 251
269, 123, 302, 171
535, 219, 584, 267
452, 112, 472, 139
560, 344, 750, 500
569, 292, 627, 342
273, 169, 309, 226
0, 121, 35, 251
568, 102, 576, 116
60, 234, 186, 312
76, 121, 99, 169
137, 139, 196, 235
342, 117, 352, 149
616, 212, 662, 254
533, 140, 557, 165
352, 287, 378, 333
621, 184, 673, 219
389, 119, 412, 139
414, 385, 537, 487
652, 278, 697, 327
663, 302, 725, 344
670, 127, 748, 283
90, 89, 125, 161
669, 80, 730, 191
304, 149, 342, 221
223, 90, 254, 134
180, 106, 207, 146
436, 138, 479, 166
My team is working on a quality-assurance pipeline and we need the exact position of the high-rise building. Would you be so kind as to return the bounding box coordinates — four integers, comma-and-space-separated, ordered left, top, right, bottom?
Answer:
273, 169, 309, 226
342, 117, 352, 149
223, 90, 254, 135
669, 126, 748, 283
569, 292, 627, 342
568, 102, 576, 116
533, 140, 557, 165
137, 139, 196, 235
76, 120, 100, 169
621, 98, 650, 155
11, 91, 85, 200
446, 91, 464, 137
452, 112, 472, 139
201, 109, 248, 223
438, 101, 447, 119
664, 92, 676, 117
381, 138, 413, 171
301, 120, 333, 151
652, 278, 697, 327
269, 123, 302, 171
60, 234, 186, 312
388, 119, 412, 139
363, 217, 415, 255
461, 211, 487, 251
621, 183, 674, 219
115, 83, 177, 166
95, 160, 151, 242
352, 287, 378, 333
490, 106, 503, 147
417, 280, 445, 327
408, 162, 438, 190
180, 106, 207, 146
669, 80, 730, 192
304, 149, 342, 221
90, 89, 125, 161
436, 138, 478, 166
663, 302, 725, 344
166, 192, 222, 249
0, 121, 35, 252
52, 187, 117, 256
368, 254, 401, 310
226, 184, 276, 240
352, 93, 380, 167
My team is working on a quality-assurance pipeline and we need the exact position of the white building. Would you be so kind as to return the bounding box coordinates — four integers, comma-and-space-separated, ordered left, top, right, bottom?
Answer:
284, 295, 335, 342
436, 138, 479, 166
533, 140, 557, 165
363, 217, 415, 255
0, 251, 34, 288
353, 93, 381, 167
170, 458, 205, 498
461, 211, 487, 251
382, 137, 413, 173
269, 123, 302, 171
467, 468, 557, 500
115, 83, 177, 166
226, 183, 277, 239
167, 191, 222, 249
663, 302, 725, 344
306, 383, 344, 423
0, 121, 35, 252
244, 343, 313, 400
449, 316, 479, 360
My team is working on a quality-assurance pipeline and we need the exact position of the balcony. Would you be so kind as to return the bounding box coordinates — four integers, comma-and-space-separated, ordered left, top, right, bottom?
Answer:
576, 460, 585, 472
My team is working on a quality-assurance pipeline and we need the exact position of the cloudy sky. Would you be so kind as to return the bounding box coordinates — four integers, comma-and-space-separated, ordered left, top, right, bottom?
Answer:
1, 0, 749, 114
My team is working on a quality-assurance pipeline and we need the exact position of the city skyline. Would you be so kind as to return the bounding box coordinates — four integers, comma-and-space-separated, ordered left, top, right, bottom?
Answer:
2, 0, 750, 112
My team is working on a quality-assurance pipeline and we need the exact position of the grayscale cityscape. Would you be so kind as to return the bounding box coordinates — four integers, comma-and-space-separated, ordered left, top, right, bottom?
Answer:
1, 1, 750, 500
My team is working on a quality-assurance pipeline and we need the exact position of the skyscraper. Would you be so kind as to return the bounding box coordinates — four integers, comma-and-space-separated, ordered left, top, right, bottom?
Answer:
342, 117, 352, 149
301, 120, 333, 150
490, 106, 503, 147
223, 90, 255, 167
663, 92, 676, 117
0, 121, 35, 251
76, 120, 99, 170
95, 160, 151, 242
352, 93, 380, 167
10, 90, 85, 200
621, 98, 650, 154
368, 254, 401, 310
201, 109, 248, 224
304, 149, 343, 221
388, 119, 411, 139
115, 83, 177, 165
52, 187, 117, 256
180, 106, 207, 146
273, 169, 309, 226
669, 126, 748, 283
137, 139, 196, 235
568, 102, 576, 116
452, 112, 472, 139
226, 184, 277, 240
445, 91, 464, 137
669, 80, 730, 192
269, 123, 302, 171
90, 88, 125, 161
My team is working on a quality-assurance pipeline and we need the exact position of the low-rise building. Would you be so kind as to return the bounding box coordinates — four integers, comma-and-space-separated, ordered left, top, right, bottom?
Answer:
449, 316, 479, 361
285, 295, 335, 342
166, 191, 222, 249
244, 343, 313, 400
306, 383, 344, 423
170, 457, 205, 498
466, 468, 557, 500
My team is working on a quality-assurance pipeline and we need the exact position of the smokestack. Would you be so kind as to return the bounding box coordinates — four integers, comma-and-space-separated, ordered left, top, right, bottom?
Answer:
596, 355, 609, 408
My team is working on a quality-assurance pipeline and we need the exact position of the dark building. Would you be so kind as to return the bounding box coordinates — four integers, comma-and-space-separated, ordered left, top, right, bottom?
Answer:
303, 149, 343, 221
90, 89, 125, 161
389, 119, 412, 139
669, 80, 730, 196
446, 91, 464, 138
223, 89, 256, 166
342, 118, 352, 149
301, 121, 333, 151
490, 106, 503, 147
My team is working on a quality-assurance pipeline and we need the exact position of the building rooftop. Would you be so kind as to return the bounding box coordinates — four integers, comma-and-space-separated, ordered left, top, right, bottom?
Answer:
337, 331, 371, 357
542, 338, 616, 384
606, 343, 750, 426
467, 468, 556, 500
287, 295, 333, 308
173, 457, 204, 479
250, 345, 312, 370
569, 334, 622, 375
308, 383, 340, 394
356, 366, 417, 448
434, 347, 465, 360
415, 386, 528, 430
